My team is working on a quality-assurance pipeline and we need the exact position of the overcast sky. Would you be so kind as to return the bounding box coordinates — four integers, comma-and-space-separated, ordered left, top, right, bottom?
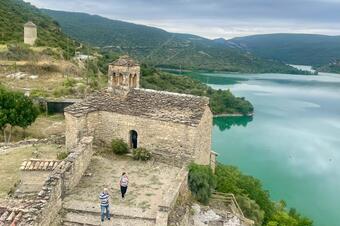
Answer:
24, 0, 340, 39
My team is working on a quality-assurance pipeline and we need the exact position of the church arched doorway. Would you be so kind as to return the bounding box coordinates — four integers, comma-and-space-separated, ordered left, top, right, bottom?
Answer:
130, 130, 138, 149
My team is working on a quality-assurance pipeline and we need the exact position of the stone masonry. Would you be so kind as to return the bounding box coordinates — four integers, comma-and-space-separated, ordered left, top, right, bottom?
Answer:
24, 21, 37, 46
65, 56, 214, 166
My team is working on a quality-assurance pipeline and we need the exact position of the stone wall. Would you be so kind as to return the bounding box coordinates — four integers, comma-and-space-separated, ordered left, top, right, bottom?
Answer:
63, 136, 94, 191
24, 26, 37, 46
66, 110, 211, 166
156, 167, 189, 226
108, 64, 140, 89
19, 171, 52, 194
18, 136, 94, 226
194, 107, 213, 165
65, 112, 89, 148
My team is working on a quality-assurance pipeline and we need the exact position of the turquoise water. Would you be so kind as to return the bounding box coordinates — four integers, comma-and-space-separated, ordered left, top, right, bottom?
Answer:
193, 72, 340, 226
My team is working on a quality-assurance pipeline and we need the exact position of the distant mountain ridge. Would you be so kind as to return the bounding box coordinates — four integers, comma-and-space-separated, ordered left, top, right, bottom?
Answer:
228, 33, 340, 66
42, 9, 306, 74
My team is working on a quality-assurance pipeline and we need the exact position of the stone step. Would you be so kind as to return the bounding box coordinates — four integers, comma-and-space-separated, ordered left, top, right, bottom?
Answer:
63, 200, 155, 221
62, 200, 156, 226
62, 212, 155, 226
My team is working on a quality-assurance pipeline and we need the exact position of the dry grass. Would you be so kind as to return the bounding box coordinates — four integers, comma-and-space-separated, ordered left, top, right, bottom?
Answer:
1, 114, 65, 142
0, 144, 64, 198
0, 59, 84, 95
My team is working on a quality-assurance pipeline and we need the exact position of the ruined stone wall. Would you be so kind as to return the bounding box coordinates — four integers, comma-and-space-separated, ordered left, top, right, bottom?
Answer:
65, 112, 87, 149
20, 171, 51, 189
194, 107, 213, 165
19, 137, 94, 226
65, 112, 100, 149
63, 136, 94, 191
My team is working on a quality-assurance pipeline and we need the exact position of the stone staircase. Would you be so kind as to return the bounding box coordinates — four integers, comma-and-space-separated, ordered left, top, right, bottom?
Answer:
210, 192, 254, 226
61, 200, 156, 226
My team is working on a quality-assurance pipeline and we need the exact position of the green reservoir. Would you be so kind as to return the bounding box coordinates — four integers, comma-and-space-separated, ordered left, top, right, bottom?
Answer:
192, 72, 340, 226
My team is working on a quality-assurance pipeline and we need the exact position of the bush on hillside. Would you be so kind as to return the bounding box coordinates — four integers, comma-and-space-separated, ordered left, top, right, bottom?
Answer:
132, 148, 152, 161
111, 138, 129, 155
236, 195, 265, 226
53, 86, 74, 97
215, 164, 313, 226
5, 43, 34, 60
188, 163, 216, 204
63, 78, 77, 88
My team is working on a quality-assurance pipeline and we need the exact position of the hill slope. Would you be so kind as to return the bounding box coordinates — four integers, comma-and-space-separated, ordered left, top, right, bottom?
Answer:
0, 0, 76, 56
42, 9, 305, 74
228, 34, 340, 66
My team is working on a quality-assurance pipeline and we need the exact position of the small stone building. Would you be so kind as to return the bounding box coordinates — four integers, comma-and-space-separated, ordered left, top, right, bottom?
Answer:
24, 21, 37, 46
65, 56, 215, 166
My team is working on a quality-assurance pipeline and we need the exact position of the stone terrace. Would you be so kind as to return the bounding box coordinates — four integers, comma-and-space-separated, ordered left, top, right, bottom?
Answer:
60, 153, 183, 225
65, 89, 209, 126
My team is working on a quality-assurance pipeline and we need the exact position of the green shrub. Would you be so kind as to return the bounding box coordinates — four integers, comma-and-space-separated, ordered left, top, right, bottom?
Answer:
5, 43, 34, 60
111, 138, 129, 155
41, 48, 62, 59
133, 148, 152, 161
57, 151, 69, 160
188, 163, 216, 204
63, 78, 77, 88
53, 86, 73, 97
30, 89, 49, 98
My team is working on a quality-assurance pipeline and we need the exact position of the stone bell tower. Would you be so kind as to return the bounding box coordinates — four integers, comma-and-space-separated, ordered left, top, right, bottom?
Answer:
108, 55, 140, 95
24, 21, 37, 46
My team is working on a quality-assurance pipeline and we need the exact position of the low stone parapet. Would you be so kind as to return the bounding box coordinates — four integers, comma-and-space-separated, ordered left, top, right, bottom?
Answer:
156, 167, 189, 226
0, 135, 65, 153
16, 136, 94, 226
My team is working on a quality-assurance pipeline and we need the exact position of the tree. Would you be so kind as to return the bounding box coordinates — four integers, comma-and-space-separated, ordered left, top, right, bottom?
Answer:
0, 87, 39, 142
236, 195, 265, 226
188, 163, 216, 204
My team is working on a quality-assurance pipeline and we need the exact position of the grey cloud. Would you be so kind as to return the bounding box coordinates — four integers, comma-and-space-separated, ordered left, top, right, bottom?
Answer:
24, 0, 340, 38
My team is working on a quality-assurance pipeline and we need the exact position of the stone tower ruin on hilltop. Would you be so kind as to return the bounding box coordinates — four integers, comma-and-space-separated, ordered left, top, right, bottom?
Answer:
24, 21, 37, 46
108, 55, 140, 95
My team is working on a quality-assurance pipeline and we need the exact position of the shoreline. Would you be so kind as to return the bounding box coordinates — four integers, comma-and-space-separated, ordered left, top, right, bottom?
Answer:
213, 113, 254, 117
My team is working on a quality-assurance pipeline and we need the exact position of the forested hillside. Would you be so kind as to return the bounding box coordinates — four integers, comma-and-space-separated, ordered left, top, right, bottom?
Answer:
317, 61, 340, 74
42, 9, 308, 74
0, 0, 77, 56
228, 34, 340, 67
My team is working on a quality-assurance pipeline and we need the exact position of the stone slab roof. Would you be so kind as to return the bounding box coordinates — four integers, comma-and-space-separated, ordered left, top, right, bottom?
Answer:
20, 159, 61, 171
24, 21, 36, 28
0, 206, 23, 226
109, 55, 139, 67
65, 89, 210, 126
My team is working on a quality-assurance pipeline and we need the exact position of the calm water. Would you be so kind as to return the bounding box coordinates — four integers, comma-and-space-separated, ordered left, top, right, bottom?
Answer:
191, 72, 340, 226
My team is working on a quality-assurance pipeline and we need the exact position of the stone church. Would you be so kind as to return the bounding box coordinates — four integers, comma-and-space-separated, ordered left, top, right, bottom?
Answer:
65, 56, 215, 166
